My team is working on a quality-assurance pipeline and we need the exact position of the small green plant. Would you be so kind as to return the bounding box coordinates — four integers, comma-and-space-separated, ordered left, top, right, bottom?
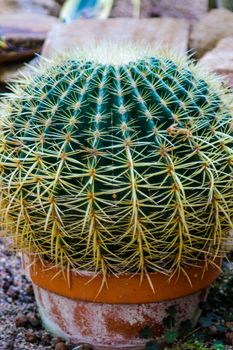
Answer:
140, 260, 233, 349
0, 43, 233, 279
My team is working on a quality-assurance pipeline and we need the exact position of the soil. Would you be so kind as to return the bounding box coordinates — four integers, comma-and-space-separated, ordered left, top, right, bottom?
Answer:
0, 238, 92, 350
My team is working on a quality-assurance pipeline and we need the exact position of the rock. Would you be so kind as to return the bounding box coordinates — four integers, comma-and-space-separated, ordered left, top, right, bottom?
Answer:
26, 284, 34, 296
110, 0, 135, 17
25, 330, 39, 343
0, 13, 59, 64
7, 285, 19, 300
199, 36, 233, 87
209, 325, 217, 334
27, 312, 40, 327
55, 342, 69, 350
110, 0, 208, 20
142, 0, 208, 21
53, 337, 65, 345
190, 9, 233, 58
42, 18, 190, 57
0, 0, 61, 17
15, 313, 29, 327
30, 0, 61, 17
41, 333, 52, 345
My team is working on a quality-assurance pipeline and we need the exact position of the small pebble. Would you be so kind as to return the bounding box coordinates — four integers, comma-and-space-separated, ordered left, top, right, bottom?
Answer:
27, 312, 40, 327
18, 293, 33, 304
55, 341, 69, 350
7, 285, 19, 300
26, 284, 34, 296
5, 250, 12, 257
25, 330, 39, 343
15, 313, 28, 328
209, 325, 217, 334
2, 340, 14, 350
2, 280, 11, 292
41, 333, 52, 345
53, 336, 65, 345
5, 267, 13, 275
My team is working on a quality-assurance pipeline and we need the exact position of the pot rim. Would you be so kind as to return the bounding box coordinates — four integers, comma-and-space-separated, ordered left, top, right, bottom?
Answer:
27, 256, 221, 304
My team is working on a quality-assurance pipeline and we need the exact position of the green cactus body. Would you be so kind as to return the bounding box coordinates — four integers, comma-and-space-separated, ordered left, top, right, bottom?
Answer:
0, 45, 232, 277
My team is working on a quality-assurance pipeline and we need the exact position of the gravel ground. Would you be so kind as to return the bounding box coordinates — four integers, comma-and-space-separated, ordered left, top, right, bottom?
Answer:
0, 236, 233, 350
0, 238, 93, 350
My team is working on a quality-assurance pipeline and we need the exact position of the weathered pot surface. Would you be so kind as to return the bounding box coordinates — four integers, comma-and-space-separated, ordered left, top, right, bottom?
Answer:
28, 258, 221, 349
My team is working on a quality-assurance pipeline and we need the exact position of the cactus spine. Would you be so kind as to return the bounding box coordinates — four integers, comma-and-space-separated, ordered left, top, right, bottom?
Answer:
0, 44, 233, 278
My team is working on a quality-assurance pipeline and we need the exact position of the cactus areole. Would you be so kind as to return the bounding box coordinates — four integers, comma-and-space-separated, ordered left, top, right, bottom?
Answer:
1, 44, 233, 280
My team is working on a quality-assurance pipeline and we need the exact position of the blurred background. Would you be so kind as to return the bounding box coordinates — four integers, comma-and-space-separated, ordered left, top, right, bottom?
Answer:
0, 0, 233, 91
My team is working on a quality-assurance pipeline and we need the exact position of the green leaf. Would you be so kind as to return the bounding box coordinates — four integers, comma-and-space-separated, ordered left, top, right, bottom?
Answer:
164, 330, 178, 344
212, 342, 224, 350
145, 340, 161, 350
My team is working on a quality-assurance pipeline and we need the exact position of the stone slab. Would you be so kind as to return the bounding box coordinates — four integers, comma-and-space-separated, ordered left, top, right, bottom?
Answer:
0, 0, 60, 17
42, 18, 190, 58
140, 0, 208, 21
0, 13, 59, 64
190, 8, 233, 58
0, 13, 60, 41
199, 36, 233, 88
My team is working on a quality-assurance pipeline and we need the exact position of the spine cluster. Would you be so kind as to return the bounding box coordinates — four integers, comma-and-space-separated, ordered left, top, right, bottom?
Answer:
0, 49, 232, 277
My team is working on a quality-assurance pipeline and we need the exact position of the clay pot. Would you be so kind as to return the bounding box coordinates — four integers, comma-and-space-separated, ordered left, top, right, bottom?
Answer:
28, 258, 221, 349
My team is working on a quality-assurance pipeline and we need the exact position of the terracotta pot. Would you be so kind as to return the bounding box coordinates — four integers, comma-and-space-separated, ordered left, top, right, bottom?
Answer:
28, 258, 221, 349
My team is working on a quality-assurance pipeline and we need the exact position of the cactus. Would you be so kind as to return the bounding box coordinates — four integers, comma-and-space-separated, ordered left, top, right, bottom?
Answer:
0, 44, 233, 279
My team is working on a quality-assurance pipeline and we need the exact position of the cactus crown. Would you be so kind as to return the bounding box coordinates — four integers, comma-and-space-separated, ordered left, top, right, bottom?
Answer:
0, 44, 233, 279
